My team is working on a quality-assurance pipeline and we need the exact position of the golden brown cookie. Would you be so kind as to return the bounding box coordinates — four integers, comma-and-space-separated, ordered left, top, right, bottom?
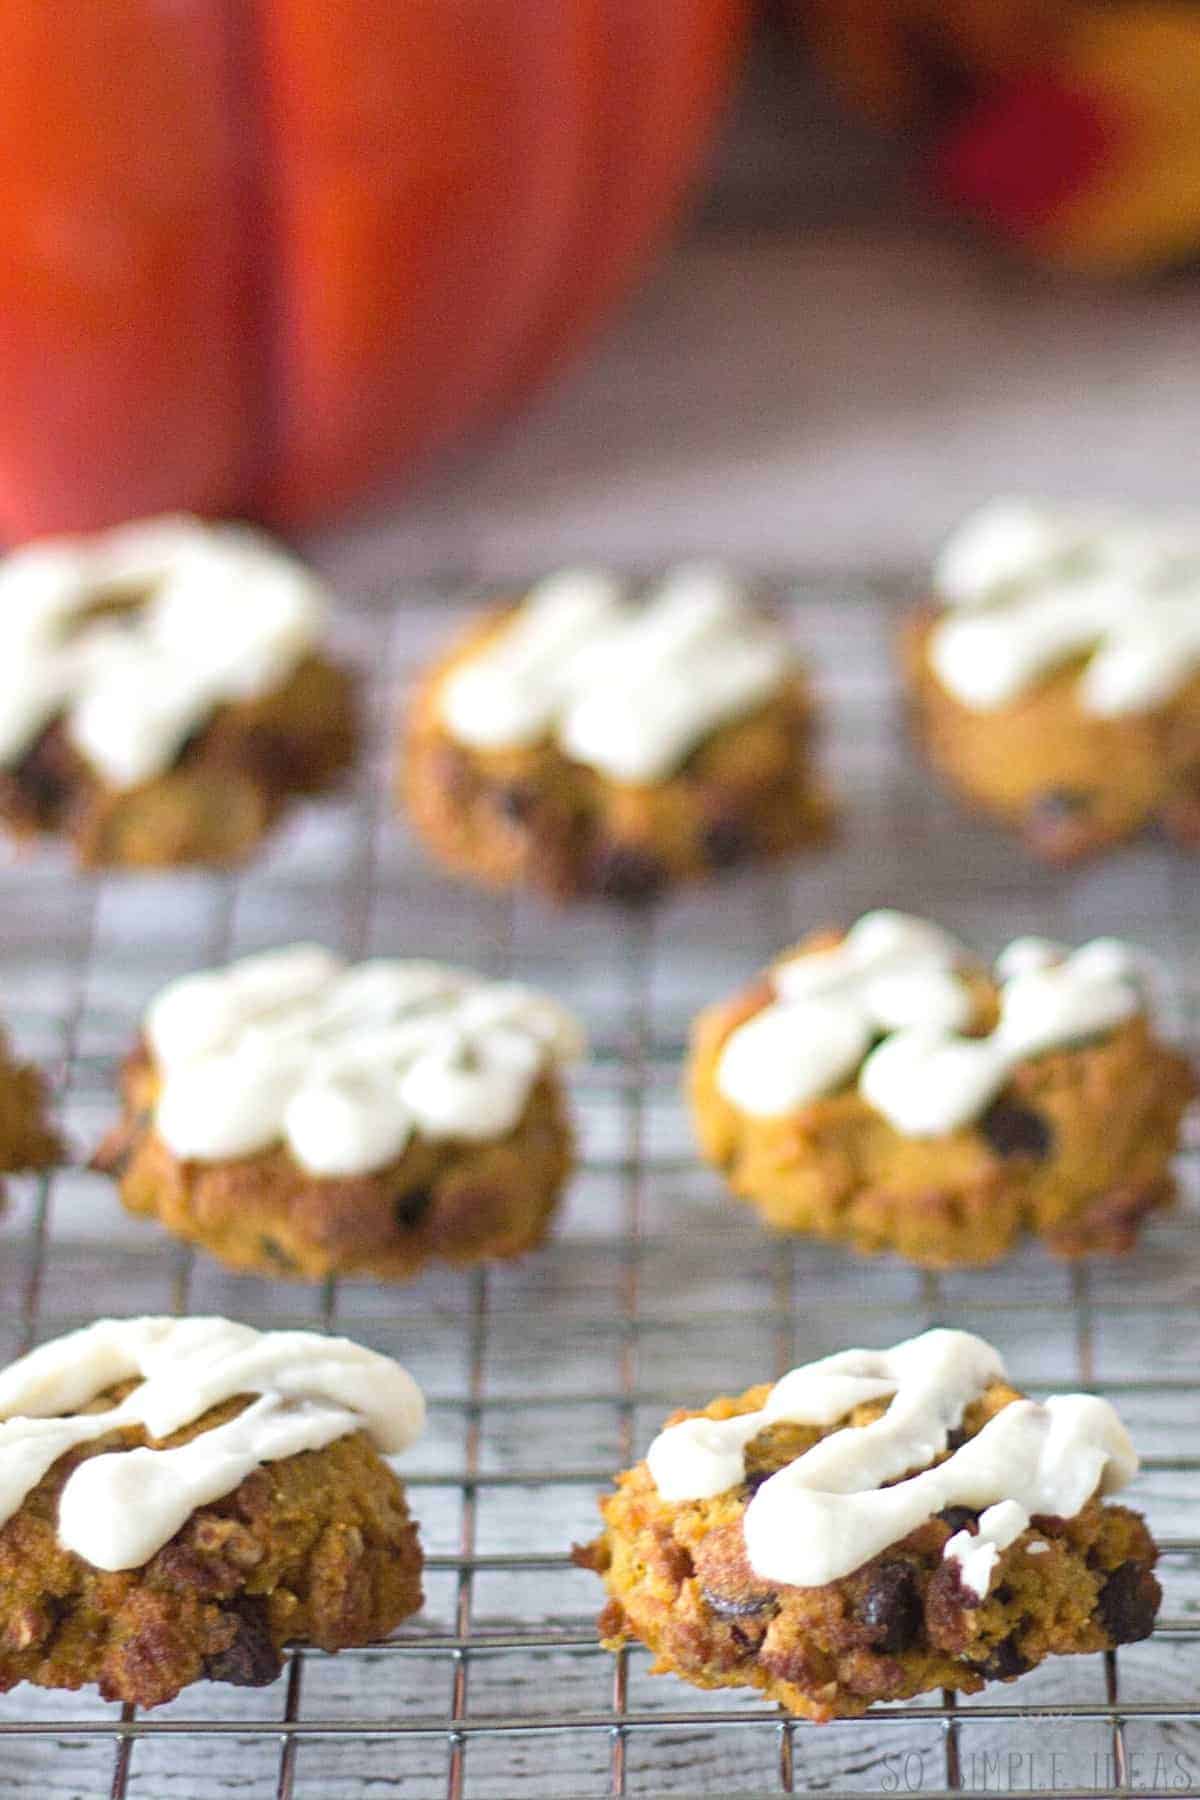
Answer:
400, 568, 831, 903
689, 914, 1195, 1268
0, 1318, 424, 1709
579, 1329, 1160, 1722
903, 501, 1200, 861
93, 946, 580, 1282
0, 519, 357, 869
0, 1026, 60, 1198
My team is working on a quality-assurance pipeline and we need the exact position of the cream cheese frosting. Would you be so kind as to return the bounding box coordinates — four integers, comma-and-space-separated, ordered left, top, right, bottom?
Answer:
0, 515, 326, 789
715, 912, 1142, 1137
0, 1317, 425, 1572
145, 944, 584, 1176
646, 1327, 1137, 1591
437, 562, 794, 784
929, 498, 1200, 716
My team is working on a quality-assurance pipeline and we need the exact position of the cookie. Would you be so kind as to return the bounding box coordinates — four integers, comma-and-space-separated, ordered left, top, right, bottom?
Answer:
578, 1327, 1161, 1722
0, 516, 357, 868
0, 1316, 425, 1709
94, 944, 582, 1281
401, 563, 831, 903
0, 1024, 60, 1199
904, 498, 1200, 859
689, 911, 1195, 1267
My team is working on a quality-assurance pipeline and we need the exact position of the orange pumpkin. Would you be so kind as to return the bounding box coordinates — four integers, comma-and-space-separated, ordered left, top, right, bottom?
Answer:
0, 2, 747, 539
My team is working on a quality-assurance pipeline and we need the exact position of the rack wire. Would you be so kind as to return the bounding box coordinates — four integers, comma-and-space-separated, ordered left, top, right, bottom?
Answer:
0, 579, 1197, 1799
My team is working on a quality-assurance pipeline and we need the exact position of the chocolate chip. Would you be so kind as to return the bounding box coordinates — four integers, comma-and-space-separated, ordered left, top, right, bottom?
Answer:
859, 1562, 923, 1654
701, 1585, 776, 1620
257, 1236, 298, 1271
204, 1597, 281, 1688
1030, 788, 1090, 824
945, 1427, 967, 1453
1097, 1562, 1160, 1644
393, 1188, 433, 1232
590, 844, 666, 905
494, 783, 535, 823
1025, 788, 1095, 856
979, 1633, 1031, 1681
979, 1098, 1053, 1161
701, 817, 750, 869
938, 1506, 979, 1534
11, 730, 72, 822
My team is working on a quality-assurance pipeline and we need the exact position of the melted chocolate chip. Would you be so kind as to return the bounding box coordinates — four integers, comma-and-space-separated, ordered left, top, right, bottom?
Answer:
256, 1236, 298, 1272
701, 817, 750, 870
205, 1597, 281, 1688
938, 1506, 979, 1534
1097, 1562, 1160, 1644
979, 1633, 1031, 1681
589, 844, 666, 905
393, 1188, 433, 1232
1030, 788, 1090, 825
701, 1585, 777, 1620
494, 783, 535, 824
980, 1098, 1054, 1161
11, 731, 72, 823
859, 1562, 923, 1654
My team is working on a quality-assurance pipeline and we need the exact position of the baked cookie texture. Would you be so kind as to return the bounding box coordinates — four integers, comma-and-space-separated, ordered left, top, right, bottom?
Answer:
94, 946, 581, 1282
579, 1332, 1160, 1722
0, 518, 357, 869
401, 568, 831, 904
905, 608, 1200, 861
0, 1027, 60, 1192
906, 496, 1200, 860
689, 915, 1195, 1268
97, 1052, 573, 1282
0, 1320, 425, 1709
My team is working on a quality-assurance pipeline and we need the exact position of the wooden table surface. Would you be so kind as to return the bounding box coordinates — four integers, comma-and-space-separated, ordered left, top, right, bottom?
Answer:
301, 50, 1200, 597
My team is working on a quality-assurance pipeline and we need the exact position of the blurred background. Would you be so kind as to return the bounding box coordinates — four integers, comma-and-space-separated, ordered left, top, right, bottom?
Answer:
3, 0, 1200, 581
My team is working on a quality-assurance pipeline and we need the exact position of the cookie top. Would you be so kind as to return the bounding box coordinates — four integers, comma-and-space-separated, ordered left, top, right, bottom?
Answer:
0, 1316, 425, 1571
714, 910, 1143, 1135
0, 516, 328, 790
646, 1326, 1137, 1592
437, 563, 796, 784
144, 943, 584, 1176
927, 498, 1200, 715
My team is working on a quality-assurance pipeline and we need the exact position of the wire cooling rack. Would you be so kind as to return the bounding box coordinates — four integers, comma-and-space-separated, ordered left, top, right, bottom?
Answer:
0, 578, 1197, 1800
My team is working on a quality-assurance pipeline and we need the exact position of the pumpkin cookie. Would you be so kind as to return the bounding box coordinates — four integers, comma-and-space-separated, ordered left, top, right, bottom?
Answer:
578, 1327, 1160, 1722
904, 498, 1200, 860
401, 563, 831, 903
0, 1316, 425, 1709
689, 911, 1194, 1267
94, 944, 582, 1281
0, 516, 357, 868
0, 1023, 60, 1198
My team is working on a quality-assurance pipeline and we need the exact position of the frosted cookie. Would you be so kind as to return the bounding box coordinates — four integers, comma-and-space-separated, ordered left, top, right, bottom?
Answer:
94, 945, 582, 1281
578, 1327, 1160, 1722
401, 563, 831, 903
0, 516, 357, 867
0, 1024, 60, 1200
0, 1317, 425, 1708
904, 499, 1200, 860
689, 911, 1195, 1267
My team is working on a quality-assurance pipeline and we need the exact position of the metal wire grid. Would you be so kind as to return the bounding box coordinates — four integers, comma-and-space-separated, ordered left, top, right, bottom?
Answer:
0, 581, 1197, 1800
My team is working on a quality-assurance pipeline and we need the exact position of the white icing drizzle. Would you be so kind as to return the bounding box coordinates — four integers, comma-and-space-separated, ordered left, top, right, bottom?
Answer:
715, 913, 1142, 1138
0, 516, 325, 787
929, 498, 1200, 716
0, 1317, 425, 1572
645, 1328, 1137, 1589
438, 562, 794, 784
146, 944, 583, 1176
